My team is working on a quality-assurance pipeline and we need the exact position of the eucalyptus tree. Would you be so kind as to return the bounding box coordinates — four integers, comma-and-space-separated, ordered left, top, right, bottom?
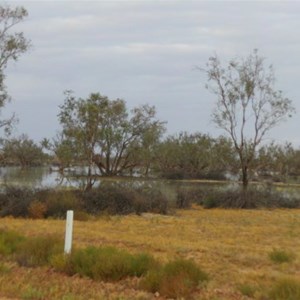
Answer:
202, 50, 294, 198
41, 133, 77, 172
58, 91, 165, 185
0, 5, 30, 134
155, 132, 236, 179
3, 134, 46, 167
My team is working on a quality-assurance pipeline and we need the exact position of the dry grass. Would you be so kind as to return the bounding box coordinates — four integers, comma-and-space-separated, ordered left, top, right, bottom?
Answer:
1, 206, 300, 299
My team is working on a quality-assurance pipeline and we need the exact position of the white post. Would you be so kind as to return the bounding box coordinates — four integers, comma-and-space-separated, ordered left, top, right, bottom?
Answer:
64, 210, 74, 254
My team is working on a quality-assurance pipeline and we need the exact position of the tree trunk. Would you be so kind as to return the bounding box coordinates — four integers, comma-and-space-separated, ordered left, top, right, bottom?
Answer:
241, 165, 251, 208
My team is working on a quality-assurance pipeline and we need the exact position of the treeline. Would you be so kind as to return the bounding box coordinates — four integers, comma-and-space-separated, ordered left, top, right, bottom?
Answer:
0, 93, 300, 184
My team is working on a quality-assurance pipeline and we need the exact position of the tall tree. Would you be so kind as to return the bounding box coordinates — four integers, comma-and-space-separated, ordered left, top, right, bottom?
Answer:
202, 50, 294, 199
0, 5, 30, 133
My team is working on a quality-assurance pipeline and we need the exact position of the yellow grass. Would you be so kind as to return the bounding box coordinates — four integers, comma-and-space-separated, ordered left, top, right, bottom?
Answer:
1, 206, 300, 299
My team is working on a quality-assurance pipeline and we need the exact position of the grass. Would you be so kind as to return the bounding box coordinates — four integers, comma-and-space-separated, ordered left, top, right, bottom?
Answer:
268, 248, 295, 264
0, 206, 300, 299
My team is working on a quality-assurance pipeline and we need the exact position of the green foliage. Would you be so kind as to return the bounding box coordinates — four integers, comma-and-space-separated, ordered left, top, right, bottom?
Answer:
155, 132, 236, 180
58, 91, 165, 182
63, 246, 157, 281
16, 235, 63, 267
45, 190, 80, 218
140, 258, 208, 298
269, 249, 295, 264
269, 277, 300, 300
0, 229, 25, 255
21, 285, 45, 300
2, 134, 46, 167
0, 5, 31, 134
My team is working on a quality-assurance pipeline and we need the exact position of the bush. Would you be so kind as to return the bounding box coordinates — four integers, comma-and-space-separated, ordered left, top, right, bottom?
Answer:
16, 235, 63, 267
176, 188, 193, 209
135, 185, 169, 214
28, 200, 47, 219
45, 190, 80, 218
140, 258, 208, 298
198, 186, 300, 209
0, 186, 35, 217
269, 249, 295, 264
82, 184, 169, 216
269, 277, 300, 300
66, 246, 157, 281
0, 229, 25, 256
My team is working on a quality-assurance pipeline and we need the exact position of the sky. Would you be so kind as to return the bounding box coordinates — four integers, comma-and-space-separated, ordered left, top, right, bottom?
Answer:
3, 0, 300, 146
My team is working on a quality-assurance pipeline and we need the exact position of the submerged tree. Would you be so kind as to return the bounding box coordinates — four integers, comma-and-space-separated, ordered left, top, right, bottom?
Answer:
0, 5, 30, 134
58, 91, 165, 188
3, 134, 46, 167
202, 50, 294, 204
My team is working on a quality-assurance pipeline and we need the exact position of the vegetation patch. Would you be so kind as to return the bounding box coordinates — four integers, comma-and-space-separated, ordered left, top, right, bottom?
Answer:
268, 277, 300, 300
0, 229, 25, 256
59, 246, 158, 281
140, 258, 208, 298
16, 235, 63, 267
268, 248, 295, 264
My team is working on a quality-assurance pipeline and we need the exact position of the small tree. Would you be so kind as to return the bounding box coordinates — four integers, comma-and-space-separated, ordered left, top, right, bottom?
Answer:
3, 134, 46, 167
0, 5, 30, 134
58, 91, 165, 188
202, 50, 294, 203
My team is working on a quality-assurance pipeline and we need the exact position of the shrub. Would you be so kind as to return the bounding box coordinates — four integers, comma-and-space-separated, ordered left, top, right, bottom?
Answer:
56, 246, 157, 282
198, 185, 300, 209
82, 184, 169, 216
269, 249, 295, 264
140, 258, 208, 298
45, 190, 80, 218
269, 277, 300, 300
0, 229, 25, 256
0, 186, 35, 217
138, 187, 169, 215
82, 186, 138, 215
16, 235, 63, 267
50, 253, 74, 275
28, 201, 47, 219
128, 253, 159, 277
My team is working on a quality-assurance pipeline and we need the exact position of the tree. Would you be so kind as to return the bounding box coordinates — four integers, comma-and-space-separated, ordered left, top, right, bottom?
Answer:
41, 133, 77, 172
58, 91, 165, 187
155, 132, 237, 179
0, 5, 30, 134
2, 134, 46, 167
202, 50, 294, 198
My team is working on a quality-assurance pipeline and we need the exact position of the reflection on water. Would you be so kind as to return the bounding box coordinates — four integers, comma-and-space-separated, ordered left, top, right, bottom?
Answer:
0, 167, 299, 200
0, 166, 65, 188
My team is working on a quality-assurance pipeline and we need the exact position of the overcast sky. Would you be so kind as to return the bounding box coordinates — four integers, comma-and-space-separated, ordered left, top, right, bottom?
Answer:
4, 0, 300, 146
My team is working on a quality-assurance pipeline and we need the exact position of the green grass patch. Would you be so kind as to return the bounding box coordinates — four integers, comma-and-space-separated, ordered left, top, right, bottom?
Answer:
52, 246, 158, 282
269, 277, 300, 300
268, 249, 295, 264
16, 235, 63, 267
0, 229, 25, 256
